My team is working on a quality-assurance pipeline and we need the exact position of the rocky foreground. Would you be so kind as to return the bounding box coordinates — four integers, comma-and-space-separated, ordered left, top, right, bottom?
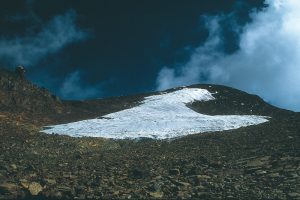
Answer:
0, 113, 299, 200
0, 69, 299, 199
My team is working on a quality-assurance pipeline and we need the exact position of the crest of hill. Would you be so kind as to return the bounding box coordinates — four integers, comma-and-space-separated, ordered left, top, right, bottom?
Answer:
184, 84, 295, 118
0, 68, 63, 115
0, 67, 295, 126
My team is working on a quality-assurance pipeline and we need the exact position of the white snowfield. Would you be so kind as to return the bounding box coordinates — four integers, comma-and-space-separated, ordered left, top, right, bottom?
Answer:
42, 88, 269, 139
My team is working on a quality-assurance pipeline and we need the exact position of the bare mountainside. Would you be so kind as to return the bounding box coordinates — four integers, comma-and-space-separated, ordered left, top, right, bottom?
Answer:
0, 68, 299, 199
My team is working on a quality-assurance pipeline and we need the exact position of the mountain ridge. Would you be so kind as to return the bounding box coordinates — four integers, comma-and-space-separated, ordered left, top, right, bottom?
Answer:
1, 67, 295, 124
0, 67, 299, 199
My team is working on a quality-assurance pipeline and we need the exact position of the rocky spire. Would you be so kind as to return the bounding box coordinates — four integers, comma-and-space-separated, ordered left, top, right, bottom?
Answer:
15, 65, 26, 80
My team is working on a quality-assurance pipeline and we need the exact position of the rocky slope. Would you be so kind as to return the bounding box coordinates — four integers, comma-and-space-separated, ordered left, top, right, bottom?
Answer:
0, 68, 62, 114
0, 68, 299, 199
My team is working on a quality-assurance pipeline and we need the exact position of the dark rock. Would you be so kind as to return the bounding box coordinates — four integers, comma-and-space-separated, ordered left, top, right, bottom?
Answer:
57, 185, 73, 193
268, 173, 280, 178
169, 168, 180, 176
128, 168, 148, 179
210, 161, 223, 168
196, 192, 210, 198
74, 185, 85, 193
148, 181, 162, 192
187, 167, 199, 175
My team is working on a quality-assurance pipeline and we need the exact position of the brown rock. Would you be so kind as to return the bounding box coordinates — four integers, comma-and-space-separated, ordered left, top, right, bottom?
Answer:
246, 160, 265, 167
0, 183, 18, 193
288, 192, 300, 198
196, 175, 211, 180
44, 178, 57, 185
255, 170, 267, 175
20, 179, 29, 189
149, 191, 163, 198
28, 182, 43, 196
10, 164, 17, 170
268, 173, 280, 178
173, 180, 191, 187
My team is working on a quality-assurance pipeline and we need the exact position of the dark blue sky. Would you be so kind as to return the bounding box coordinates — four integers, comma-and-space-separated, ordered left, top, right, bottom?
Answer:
0, 0, 264, 99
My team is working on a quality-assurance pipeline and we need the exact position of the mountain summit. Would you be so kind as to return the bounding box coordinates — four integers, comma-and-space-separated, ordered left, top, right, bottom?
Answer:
0, 68, 299, 199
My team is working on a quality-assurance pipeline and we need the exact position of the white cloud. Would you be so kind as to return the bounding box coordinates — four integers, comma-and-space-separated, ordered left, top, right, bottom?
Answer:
156, 0, 300, 111
156, 17, 225, 90
0, 10, 88, 67
60, 71, 101, 100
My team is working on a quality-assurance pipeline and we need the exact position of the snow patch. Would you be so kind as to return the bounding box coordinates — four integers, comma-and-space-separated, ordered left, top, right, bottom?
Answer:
42, 88, 269, 139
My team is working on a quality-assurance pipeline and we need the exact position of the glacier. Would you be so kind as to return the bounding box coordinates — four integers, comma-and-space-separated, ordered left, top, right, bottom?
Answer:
42, 88, 269, 139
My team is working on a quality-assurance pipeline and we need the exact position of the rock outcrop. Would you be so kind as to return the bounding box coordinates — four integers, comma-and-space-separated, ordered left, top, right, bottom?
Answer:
0, 68, 62, 115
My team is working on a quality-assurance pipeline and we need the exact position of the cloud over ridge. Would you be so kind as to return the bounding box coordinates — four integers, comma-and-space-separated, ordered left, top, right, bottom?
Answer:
156, 0, 300, 111
60, 70, 102, 100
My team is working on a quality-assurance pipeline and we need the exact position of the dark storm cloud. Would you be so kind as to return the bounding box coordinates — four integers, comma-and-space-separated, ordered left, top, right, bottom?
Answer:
156, 0, 300, 111
0, 10, 88, 67
4, 0, 41, 24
